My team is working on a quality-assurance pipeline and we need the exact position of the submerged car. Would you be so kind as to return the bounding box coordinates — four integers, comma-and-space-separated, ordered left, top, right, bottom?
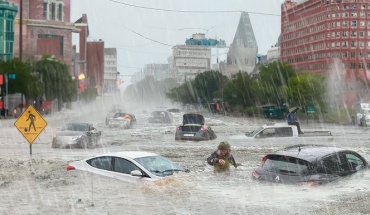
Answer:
52, 122, 101, 148
67, 151, 188, 184
148, 111, 173, 123
252, 144, 369, 186
175, 113, 217, 141
105, 105, 124, 125
107, 112, 136, 128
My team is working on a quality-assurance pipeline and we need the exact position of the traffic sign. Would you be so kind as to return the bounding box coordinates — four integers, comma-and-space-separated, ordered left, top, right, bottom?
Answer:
14, 105, 47, 144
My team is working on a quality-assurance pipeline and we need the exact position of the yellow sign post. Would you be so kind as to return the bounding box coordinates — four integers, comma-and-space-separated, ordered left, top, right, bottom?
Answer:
14, 105, 47, 155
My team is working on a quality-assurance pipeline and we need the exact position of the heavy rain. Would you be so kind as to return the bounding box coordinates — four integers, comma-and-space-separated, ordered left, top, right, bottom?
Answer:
0, 0, 370, 215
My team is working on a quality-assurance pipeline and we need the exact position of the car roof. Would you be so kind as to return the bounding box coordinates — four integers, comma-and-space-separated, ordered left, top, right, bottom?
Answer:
272, 145, 347, 163
262, 122, 295, 129
91, 151, 159, 159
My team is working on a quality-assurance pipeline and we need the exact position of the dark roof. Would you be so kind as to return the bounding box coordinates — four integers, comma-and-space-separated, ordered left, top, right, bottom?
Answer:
272, 145, 346, 163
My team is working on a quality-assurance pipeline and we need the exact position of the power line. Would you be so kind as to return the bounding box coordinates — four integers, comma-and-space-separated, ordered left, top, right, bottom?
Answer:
105, 0, 280, 16
123, 27, 174, 47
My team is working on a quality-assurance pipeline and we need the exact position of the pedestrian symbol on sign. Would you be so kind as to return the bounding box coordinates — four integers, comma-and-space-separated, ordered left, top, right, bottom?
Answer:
26, 110, 36, 132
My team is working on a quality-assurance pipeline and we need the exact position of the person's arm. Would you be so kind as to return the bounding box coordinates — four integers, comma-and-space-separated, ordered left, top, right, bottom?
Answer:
229, 154, 241, 168
206, 151, 219, 166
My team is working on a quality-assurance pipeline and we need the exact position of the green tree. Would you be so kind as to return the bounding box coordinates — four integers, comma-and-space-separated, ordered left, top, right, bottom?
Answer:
31, 56, 77, 110
257, 61, 298, 105
0, 58, 42, 98
223, 71, 256, 107
284, 72, 327, 111
192, 70, 228, 104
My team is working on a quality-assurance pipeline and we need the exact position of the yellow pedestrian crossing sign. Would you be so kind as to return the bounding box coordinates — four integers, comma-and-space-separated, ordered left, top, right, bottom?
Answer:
14, 105, 48, 144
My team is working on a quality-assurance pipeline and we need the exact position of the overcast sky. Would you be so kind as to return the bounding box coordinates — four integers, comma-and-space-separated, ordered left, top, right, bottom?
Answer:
71, 0, 284, 82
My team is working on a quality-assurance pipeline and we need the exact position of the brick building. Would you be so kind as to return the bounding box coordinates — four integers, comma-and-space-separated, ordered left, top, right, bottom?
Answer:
281, 0, 370, 80
86, 40, 104, 95
10, 0, 78, 73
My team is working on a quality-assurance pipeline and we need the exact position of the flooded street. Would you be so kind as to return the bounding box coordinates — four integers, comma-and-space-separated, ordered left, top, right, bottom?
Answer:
0, 99, 370, 215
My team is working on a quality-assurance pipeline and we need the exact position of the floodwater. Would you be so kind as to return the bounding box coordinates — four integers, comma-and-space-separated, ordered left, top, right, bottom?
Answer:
0, 99, 370, 215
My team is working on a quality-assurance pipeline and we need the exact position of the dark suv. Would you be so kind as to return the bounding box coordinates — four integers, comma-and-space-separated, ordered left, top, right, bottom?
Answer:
252, 144, 369, 186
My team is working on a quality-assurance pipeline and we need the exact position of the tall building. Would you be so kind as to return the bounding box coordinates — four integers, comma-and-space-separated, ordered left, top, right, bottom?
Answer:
103, 48, 118, 94
225, 12, 258, 76
0, 1, 17, 61
172, 38, 211, 82
86, 40, 104, 95
281, 0, 370, 80
10, 0, 78, 73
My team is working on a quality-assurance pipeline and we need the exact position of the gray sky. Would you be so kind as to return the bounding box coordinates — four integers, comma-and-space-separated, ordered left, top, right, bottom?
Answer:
71, 0, 284, 82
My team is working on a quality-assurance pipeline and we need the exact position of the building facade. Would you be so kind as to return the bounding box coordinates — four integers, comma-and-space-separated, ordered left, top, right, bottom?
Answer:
103, 48, 118, 94
281, 0, 370, 80
172, 44, 211, 82
10, 0, 78, 73
0, 1, 17, 61
86, 40, 104, 95
225, 12, 258, 76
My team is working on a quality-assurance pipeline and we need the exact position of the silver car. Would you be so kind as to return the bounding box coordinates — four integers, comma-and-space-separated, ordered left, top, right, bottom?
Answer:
52, 122, 101, 148
67, 151, 188, 184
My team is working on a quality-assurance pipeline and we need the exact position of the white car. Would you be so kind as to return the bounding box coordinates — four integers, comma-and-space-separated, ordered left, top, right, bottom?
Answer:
67, 151, 188, 184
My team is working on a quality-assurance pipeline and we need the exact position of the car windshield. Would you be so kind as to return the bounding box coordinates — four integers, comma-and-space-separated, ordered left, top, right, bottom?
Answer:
152, 111, 166, 117
262, 155, 312, 175
135, 156, 184, 177
61, 123, 89, 132
248, 127, 263, 137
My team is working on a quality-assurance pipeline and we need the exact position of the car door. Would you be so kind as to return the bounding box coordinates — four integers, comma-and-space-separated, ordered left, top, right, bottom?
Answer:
111, 157, 153, 183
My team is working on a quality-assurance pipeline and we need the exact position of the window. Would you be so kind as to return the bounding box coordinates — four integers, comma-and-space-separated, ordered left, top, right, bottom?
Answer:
350, 52, 356, 58
367, 63, 370, 69
350, 62, 356, 69
342, 41, 348, 47
88, 157, 112, 171
360, 11, 365, 17
351, 31, 357, 37
359, 63, 364, 69
43, 2, 48, 19
351, 41, 357, 47
351, 21, 357, 27
343, 21, 348, 27
360, 21, 365, 27
351, 12, 357, 17
51, 2, 56, 20
360, 31, 365, 37
343, 152, 366, 171
58, 4, 63, 21
258, 128, 276, 138
342, 52, 347, 57
343, 31, 348, 37
360, 42, 365, 47
114, 158, 140, 174
367, 52, 370, 58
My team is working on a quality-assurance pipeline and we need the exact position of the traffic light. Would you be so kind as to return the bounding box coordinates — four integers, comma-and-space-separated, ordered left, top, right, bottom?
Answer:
0, 74, 3, 85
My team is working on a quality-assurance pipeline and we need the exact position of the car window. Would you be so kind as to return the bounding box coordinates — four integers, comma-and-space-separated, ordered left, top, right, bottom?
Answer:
87, 156, 112, 171
262, 155, 311, 175
113, 158, 141, 175
258, 128, 275, 138
342, 152, 366, 171
275, 127, 293, 137
322, 154, 348, 176
62, 123, 88, 131
135, 156, 183, 177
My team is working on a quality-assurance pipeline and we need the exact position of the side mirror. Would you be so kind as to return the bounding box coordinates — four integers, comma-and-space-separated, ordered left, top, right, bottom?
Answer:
130, 170, 143, 177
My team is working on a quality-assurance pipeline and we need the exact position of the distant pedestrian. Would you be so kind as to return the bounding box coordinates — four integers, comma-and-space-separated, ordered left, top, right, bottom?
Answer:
207, 141, 241, 174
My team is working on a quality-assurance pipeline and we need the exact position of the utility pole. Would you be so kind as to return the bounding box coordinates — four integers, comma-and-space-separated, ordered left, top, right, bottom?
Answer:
19, 0, 22, 61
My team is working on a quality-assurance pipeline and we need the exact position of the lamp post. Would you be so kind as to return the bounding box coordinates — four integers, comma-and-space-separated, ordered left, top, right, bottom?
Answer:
77, 73, 85, 102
